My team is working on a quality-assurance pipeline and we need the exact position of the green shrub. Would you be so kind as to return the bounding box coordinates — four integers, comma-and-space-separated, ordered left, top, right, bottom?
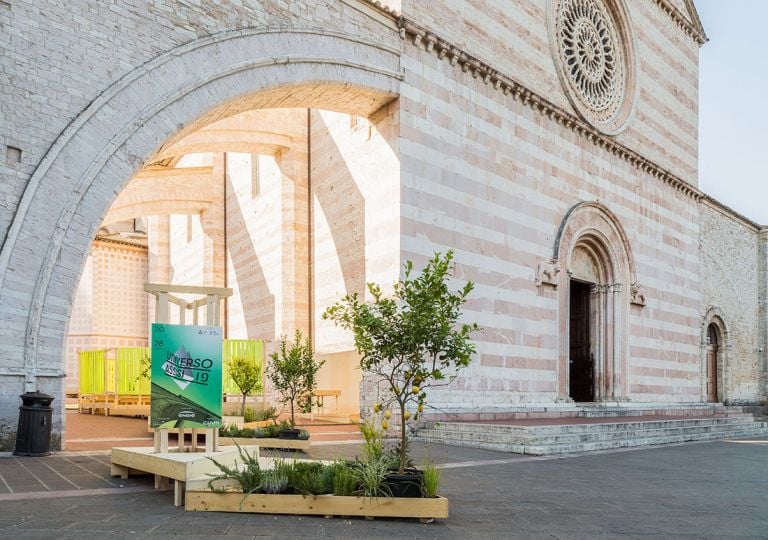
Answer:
359, 417, 384, 462
206, 444, 261, 494
219, 424, 259, 438
332, 464, 358, 496
243, 407, 257, 423
287, 461, 327, 495
261, 468, 289, 494
354, 457, 390, 498
421, 461, 441, 497
244, 405, 278, 423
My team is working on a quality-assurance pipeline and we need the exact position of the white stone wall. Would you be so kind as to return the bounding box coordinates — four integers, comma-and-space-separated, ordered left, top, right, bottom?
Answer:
397, 13, 702, 412
403, 0, 700, 184
65, 240, 149, 392
699, 202, 763, 403
310, 106, 401, 415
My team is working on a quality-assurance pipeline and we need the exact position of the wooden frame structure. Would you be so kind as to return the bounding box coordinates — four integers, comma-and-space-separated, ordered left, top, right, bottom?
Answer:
111, 283, 235, 506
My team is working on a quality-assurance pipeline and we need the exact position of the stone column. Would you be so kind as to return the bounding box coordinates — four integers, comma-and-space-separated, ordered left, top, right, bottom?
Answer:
200, 154, 226, 289
147, 215, 171, 325
611, 283, 623, 400
590, 284, 607, 401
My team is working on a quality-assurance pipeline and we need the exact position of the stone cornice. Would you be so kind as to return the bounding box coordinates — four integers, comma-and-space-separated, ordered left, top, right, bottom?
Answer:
652, 0, 708, 45
93, 236, 148, 251
396, 17, 704, 202
358, 0, 401, 19
700, 196, 763, 232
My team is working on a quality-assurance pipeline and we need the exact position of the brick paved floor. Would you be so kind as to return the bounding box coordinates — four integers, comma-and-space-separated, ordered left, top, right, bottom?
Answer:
63, 412, 363, 451
1, 437, 767, 538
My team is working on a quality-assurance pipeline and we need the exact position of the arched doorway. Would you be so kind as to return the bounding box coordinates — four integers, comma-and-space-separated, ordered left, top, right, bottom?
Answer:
0, 26, 401, 444
705, 324, 719, 403
700, 308, 728, 404
553, 202, 639, 403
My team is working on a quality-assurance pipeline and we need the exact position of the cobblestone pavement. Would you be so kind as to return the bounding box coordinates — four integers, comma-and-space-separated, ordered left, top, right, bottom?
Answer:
1, 437, 767, 539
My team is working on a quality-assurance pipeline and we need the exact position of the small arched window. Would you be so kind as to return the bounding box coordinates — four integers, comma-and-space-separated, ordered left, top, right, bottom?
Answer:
707, 324, 719, 346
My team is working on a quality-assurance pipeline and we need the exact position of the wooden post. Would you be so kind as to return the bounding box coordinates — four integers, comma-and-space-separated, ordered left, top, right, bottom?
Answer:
206, 295, 216, 326
157, 292, 169, 323
174, 480, 185, 507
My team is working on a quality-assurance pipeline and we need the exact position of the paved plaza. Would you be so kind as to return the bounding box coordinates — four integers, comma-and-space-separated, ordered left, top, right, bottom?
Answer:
1, 437, 767, 539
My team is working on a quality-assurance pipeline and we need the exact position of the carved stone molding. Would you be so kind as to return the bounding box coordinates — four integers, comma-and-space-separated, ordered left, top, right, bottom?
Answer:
395, 17, 704, 202
651, 0, 707, 45
630, 281, 646, 306
536, 260, 561, 288
360, 0, 707, 45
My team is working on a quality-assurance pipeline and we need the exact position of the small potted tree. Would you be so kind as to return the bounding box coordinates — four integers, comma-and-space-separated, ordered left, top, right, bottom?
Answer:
228, 356, 262, 417
267, 330, 325, 439
324, 251, 478, 496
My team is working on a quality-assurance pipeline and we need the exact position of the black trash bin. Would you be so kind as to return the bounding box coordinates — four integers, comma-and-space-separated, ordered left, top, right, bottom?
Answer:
14, 391, 55, 457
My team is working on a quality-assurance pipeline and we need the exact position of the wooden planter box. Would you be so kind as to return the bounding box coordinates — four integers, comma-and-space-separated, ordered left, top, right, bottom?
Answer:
242, 420, 274, 429
185, 490, 449, 520
219, 436, 310, 451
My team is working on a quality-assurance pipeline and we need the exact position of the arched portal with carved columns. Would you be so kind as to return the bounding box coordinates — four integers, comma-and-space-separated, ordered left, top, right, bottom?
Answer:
552, 202, 637, 403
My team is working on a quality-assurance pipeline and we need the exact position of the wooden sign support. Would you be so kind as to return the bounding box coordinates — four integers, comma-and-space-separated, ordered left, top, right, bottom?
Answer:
144, 283, 232, 492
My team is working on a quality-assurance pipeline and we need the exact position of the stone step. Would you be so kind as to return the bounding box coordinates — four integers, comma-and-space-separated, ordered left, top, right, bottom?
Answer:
416, 425, 768, 455
522, 426, 768, 455
425, 416, 760, 436
417, 419, 768, 446
437, 405, 764, 423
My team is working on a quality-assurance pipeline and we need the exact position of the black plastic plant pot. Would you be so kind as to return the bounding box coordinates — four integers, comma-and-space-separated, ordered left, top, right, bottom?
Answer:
384, 468, 424, 498
278, 428, 301, 440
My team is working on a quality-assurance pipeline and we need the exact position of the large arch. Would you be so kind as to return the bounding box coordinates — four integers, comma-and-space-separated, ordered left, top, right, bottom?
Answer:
552, 202, 636, 402
0, 26, 401, 428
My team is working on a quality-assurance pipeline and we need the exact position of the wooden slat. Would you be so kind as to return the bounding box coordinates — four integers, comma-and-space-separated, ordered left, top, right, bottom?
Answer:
144, 283, 233, 296
185, 492, 449, 519
219, 437, 310, 451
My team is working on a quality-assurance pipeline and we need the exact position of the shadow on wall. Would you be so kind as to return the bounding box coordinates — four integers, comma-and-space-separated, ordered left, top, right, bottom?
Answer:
311, 110, 367, 300
226, 173, 276, 342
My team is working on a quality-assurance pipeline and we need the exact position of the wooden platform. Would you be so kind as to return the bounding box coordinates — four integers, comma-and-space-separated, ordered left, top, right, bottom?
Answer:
110, 445, 259, 507
79, 393, 150, 417
219, 436, 310, 451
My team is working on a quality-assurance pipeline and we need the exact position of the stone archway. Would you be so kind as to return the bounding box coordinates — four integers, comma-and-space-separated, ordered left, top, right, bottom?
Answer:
552, 202, 637, 402
701, 307, 729, 403
0, 26, 401, 437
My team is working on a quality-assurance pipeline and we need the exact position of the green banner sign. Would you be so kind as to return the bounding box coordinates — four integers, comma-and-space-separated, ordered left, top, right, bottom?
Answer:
150, 323, 223, 429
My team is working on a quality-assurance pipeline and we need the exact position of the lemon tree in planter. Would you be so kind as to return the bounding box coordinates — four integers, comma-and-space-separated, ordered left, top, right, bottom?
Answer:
228, 356, 262, 417
267, 331, 324, 437
324, 251, 479, 475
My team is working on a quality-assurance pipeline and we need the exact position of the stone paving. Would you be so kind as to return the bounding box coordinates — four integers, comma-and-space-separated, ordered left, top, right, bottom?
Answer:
1, 437, 767, 538
62, 411, 363, 451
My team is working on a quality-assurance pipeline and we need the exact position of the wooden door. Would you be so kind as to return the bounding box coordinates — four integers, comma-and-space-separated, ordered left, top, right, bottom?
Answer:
706, 345, 718, 402
569, 280, 593, 402
706, 325, 718, 402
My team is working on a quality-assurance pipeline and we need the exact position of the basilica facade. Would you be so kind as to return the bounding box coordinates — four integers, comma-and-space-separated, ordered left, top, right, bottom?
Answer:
0, 0, 765, 447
